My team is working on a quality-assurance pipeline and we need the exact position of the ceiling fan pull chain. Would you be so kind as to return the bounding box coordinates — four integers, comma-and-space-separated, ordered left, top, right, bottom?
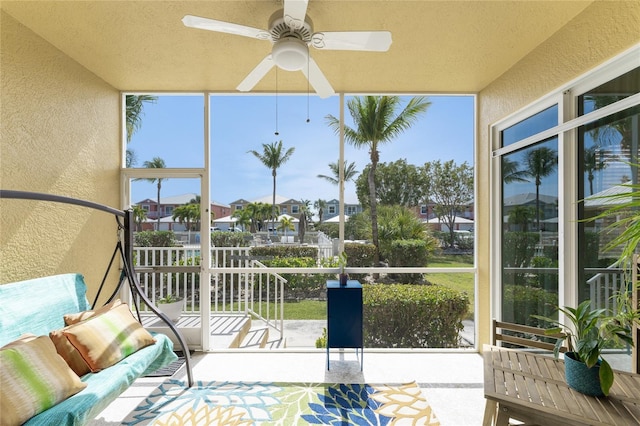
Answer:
275, 67, 279, 136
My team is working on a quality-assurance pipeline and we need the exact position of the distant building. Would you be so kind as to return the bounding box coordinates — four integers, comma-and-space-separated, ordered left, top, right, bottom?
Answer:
502, 193, 558, 231
414, 200, 474, 221
229, 194, 303, 217
323, 199, 363, 221
135, 193, 230, 231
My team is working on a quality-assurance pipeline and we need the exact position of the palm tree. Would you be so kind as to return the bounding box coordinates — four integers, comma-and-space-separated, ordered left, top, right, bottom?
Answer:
508, 206, 535, 232
244, 202, 270, 233
298, 200, 312, 243
317, 160, 359, 185
247, 140, 295, 233
278, 216, 295, 238
502, 158, 530, 184
299, 199, 313, 224
232, 208, 252, 232
326, 96, 431, 265
125, 95, 157, 167
584, 145, 607, 195
314, 199, 327, 224
132, 205, 147, 232
137, 157, 167, 230
244, 203, 259, 233
172, 204, 200, 231
126, 95, 158, 142
523, 147, 558, 230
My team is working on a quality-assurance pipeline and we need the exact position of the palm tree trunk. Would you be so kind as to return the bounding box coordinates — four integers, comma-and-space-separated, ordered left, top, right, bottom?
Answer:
369, 162, 380, 266
272, 170, 277, 236
156, 181, 162, 230
535, 180, 540, 231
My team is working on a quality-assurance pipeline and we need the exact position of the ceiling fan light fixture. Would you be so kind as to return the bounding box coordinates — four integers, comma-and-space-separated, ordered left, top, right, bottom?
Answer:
272, 38, 308, 71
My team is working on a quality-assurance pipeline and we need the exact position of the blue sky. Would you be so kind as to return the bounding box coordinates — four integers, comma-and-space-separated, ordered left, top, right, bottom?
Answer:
128, 94, 475, 206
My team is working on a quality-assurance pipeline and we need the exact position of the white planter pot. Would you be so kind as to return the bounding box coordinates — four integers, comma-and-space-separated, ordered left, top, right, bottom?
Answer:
158, 300, 183, 322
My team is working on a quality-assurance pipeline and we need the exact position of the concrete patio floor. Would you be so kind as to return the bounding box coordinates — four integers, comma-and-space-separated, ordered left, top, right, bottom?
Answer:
90, 350, 486, 425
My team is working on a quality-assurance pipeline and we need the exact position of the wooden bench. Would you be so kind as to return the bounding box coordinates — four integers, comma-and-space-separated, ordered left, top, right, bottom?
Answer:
492, 320, 566, 353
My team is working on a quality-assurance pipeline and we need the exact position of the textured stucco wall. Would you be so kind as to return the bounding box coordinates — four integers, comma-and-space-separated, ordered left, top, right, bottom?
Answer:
0, 11, 121, 302
475, 1, 640, 349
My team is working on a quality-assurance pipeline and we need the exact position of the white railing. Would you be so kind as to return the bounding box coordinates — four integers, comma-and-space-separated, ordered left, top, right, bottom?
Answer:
247, 260, 286, 339
317, 231, 334, 261
133, 246, 286, 336
587, 265, 627, 314
134, 246, 201, 313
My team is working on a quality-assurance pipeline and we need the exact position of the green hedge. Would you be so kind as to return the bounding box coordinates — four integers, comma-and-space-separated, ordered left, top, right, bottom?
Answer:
363, 283, 469, 348
501, 284, 558, 327
385, 239, 430, 282
502, 232, 539, 267
343, 243, 376, 267
250, 245, 319, 259
259, 256, 332, 299
134, 231, 177, 247
211, 231, 251, 247
343, 243, 375, 281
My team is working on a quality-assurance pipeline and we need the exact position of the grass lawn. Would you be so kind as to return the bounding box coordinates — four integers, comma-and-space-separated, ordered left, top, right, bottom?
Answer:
253, 300, 326, 320
258, 254, 475, 321
425, 254, 475, 320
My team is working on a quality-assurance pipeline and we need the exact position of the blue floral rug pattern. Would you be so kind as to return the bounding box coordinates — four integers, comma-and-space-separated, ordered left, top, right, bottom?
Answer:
124, 379, 439, 425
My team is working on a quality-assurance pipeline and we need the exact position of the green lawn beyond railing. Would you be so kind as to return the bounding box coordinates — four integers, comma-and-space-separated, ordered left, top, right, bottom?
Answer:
426, 254, 474, 320
253, 254, 474, 321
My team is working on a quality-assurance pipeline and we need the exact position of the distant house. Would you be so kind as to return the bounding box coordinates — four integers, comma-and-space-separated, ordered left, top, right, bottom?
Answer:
415, 200, 474, 221
501, 193, 558, 232
425, 216, 474, 232
323, 199, 363, 221
230, 195, 303, 217
135, 193, 230, 231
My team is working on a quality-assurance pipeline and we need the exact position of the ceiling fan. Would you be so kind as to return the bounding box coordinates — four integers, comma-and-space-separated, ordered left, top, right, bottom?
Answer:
182, 0, 392, 98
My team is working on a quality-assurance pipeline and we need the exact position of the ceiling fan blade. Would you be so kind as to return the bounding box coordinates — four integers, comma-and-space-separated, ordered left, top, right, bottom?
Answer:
312, 31, 392, 51
237, 55, 275, 92
182, 15, 268, 40
283, 0, 309, 29
302, 58, 335, 99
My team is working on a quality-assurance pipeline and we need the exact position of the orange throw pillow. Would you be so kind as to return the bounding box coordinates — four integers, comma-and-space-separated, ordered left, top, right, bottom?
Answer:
63, 303, 156, 372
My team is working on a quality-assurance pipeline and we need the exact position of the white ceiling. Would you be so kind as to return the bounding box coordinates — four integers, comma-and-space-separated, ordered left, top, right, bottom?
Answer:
1, 0, 594, 94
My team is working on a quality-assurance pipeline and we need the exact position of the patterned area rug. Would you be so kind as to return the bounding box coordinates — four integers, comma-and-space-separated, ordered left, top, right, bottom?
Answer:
123, 379, 439, 425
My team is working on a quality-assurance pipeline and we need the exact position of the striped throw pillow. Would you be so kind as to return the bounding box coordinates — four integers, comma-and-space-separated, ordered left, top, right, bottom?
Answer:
63, 299, 123, 325
0, 335, 87, 426
63, 303, 156, 372
49, 329, 91, 377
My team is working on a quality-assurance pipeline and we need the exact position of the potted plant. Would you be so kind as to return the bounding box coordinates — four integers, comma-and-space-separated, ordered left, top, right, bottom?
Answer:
337, 251, 348, 286
534, 297, 638, 396
157, 293, 183, 322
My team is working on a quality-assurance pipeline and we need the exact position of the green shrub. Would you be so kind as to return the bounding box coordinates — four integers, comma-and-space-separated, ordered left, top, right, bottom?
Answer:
363, 283, 469, 348
134, 231, 177, 247
315, 327, 327, 348
343, 243, 376, 267
134, 231, 178, 266
260, 256, 331, 299
316, 223, 338, 239
250, 245, 319, 259
502, 232, 539, 267
211, 231, 251, 247
386, 239, 430, 282
501, 284, 558, 327
342, 243, 375, 280
435, 231, 474, 251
